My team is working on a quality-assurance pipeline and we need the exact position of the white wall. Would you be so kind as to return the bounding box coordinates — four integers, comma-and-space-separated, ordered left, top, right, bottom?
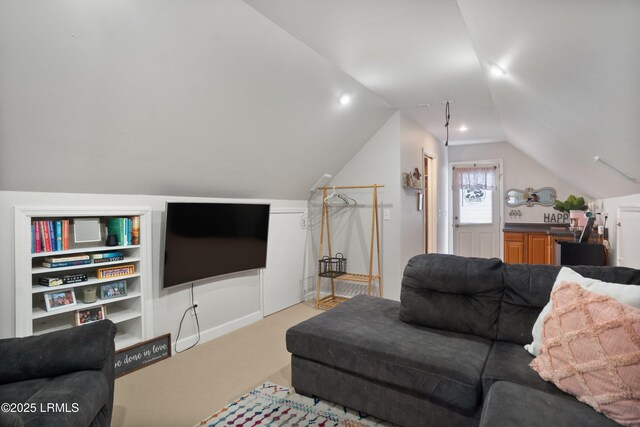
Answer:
448, 142, 582, 224
312, 113, 402, 299
313, 112, 448, 301
0, 0, 394, 200
598, 192, 640, 267
0, 191, 306, 342
399, 113, 449, 265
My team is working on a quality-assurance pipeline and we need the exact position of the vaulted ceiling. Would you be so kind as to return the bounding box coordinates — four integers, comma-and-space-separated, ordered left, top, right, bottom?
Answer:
1, 1, 638, 200
245, 0, 640, 199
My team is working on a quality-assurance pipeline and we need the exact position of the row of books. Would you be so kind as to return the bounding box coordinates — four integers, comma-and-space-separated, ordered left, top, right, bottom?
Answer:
31, 217, 141, 254
42, 252, 124, 268
108, 217, 140, 247
31, 220, 70, 253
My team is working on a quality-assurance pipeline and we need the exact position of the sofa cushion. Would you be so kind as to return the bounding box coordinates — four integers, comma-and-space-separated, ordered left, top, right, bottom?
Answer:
286, 295, 492, 413
0, 370, 109, 427
498, 264, 640, 345
481, 341, 567, 398
526, 267, 640, 356
0, 320, 116, 385
530, 282, 640, 426
400, 254, 503, 340
480, 382, 619, 427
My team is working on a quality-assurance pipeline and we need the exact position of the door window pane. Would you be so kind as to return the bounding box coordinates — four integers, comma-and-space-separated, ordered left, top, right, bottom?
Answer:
460, 188, 493, 224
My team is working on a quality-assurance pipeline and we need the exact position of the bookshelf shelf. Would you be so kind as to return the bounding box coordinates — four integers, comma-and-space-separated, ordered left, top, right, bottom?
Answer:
15, 206, 153, 351
31, 256, 141, 275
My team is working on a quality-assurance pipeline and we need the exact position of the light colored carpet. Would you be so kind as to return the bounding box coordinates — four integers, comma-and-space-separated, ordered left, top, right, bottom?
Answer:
196, 382, 392, 427
112, 302, 320, 427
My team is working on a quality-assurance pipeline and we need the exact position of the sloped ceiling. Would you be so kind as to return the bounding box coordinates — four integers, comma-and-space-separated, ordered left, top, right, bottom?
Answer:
2, 1, 638, 200
246, 0, 640, 199
244, 0, 505, 145
0, 0, 394, 200
457, 0, 640, 199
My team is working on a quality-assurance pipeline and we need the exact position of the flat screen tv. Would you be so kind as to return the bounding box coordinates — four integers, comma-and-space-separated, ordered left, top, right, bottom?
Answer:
163, 202, 270, 288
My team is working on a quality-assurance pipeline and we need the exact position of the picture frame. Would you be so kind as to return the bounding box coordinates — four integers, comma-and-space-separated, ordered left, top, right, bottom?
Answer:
44, 289, 77, 311
100, 280, 127, 300
75, 305, 106, 326
73, 218, 102, 243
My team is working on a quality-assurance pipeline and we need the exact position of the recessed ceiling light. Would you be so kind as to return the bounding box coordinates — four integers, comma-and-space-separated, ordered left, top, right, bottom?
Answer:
489, 62, 507, 77
418, 102, 431, 108
459, 125, 468, 132
338, 93, 352, 106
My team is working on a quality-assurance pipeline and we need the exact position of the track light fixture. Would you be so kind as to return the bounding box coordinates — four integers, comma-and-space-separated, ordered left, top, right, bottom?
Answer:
444, 101, 451, 147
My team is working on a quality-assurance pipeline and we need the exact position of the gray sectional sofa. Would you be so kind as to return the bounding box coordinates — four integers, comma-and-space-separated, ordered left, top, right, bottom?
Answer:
286, 254, 640, 426
0, 320, 116, 427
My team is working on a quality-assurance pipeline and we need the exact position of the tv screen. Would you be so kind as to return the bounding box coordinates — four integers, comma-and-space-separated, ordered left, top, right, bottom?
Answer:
163, 202, 270, 288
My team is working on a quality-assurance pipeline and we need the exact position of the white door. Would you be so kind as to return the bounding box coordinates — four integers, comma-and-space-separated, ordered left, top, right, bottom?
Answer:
262, 210, 306, 316
451, 163, 501, 258
616, 206, 640, 268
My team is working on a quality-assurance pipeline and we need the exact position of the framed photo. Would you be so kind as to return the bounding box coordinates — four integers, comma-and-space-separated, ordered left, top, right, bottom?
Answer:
44, 289, 77, 311
100, 280, 127, 300
73, 218, 102, 243
75, 305, 106, 326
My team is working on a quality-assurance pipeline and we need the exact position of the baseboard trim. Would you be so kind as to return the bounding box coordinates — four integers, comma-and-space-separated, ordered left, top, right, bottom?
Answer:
174, 310, 263, 351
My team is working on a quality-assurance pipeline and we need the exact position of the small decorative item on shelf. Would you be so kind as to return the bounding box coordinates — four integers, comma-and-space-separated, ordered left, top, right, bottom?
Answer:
401, 169, 423, 189
61, 273, 88, 284
318, 253, 347, 278
75, 305, 106, 326
105, 234, 118, 246
44, 289, 77, 312
96, 264, 135, 279
82, 286, 98, 304
38, 276, 63, 287
100, 280, 127, 300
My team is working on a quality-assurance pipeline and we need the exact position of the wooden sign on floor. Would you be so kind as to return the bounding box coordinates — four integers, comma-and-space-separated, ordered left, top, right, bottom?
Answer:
114, 334, 171, 378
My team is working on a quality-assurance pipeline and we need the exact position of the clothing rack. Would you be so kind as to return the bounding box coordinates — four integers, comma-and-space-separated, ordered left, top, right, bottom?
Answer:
316, 184, 384, 310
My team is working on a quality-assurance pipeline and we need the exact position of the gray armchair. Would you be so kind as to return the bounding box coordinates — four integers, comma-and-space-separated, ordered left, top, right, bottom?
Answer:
0, 320, 116, 427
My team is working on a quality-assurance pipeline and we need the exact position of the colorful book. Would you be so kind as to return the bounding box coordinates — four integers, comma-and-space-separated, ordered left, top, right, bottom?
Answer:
93, 256, 124, 264
42, 259, 91, 268
31, 223, 35, 253
91, 252, 123, 260
48, 220, 56, 251
41, 221, 52, 252
131, 216, 140, 245
62, 220, 70, 250
55, 221, 62, 251
34, 221, 42, 253
44, 254, 90, 263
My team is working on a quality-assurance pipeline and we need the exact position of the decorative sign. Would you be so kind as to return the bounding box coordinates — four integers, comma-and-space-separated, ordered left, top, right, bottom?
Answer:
544, 213, 569, 223
114, 334, 171, 378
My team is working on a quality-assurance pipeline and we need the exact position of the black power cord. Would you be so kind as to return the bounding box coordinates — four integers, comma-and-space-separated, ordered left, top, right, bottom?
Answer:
175, 283, 201, 353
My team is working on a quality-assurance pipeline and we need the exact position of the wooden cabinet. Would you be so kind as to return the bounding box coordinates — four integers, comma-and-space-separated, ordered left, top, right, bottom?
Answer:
504, 231, 573, 265
527, 233, 549, 264
504, 232, 525, 264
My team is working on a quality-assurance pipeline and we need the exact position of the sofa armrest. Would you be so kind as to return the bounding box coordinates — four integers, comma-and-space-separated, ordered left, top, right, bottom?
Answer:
0, 320, 116, 385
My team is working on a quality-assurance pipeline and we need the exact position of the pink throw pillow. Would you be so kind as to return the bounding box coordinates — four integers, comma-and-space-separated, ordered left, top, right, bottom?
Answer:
530, 281, 640, 426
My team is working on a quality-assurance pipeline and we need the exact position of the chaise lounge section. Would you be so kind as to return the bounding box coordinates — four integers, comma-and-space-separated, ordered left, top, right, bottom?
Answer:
286, 254, 640, 426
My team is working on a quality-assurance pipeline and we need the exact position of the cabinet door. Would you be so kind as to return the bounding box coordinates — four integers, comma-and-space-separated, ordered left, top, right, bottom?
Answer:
527, 233, 549, 264
504, 232, 525, 264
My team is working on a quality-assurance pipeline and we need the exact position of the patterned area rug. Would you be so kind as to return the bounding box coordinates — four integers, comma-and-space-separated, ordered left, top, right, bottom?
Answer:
196, 382, 392, 426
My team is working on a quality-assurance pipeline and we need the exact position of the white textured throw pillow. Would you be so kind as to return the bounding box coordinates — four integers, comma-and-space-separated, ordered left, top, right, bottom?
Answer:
524, 267, 640, 356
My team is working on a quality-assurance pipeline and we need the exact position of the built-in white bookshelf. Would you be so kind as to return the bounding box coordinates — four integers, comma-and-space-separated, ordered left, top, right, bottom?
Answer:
14, 206, 153, 350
